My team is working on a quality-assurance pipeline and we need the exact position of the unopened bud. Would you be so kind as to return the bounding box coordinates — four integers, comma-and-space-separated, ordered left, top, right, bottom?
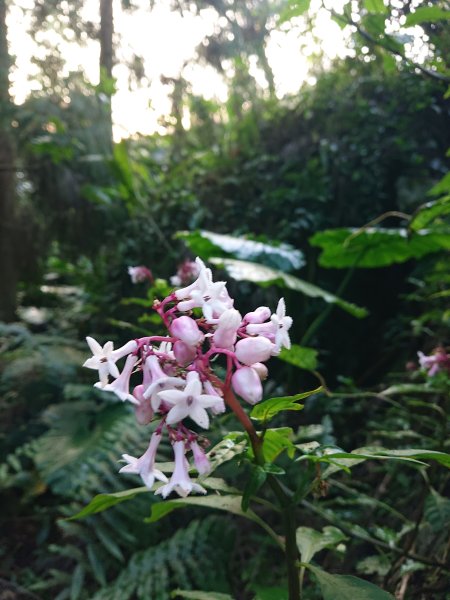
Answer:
191, 440, 211, 475
251, 362, 268, 381
173, 340, 197, 366
171, 316, 204, 347
244, 306, 271, 324
235, 336, 274, 366
133, 385, 154, 424
213, 308, 242, 350
231, 367, 263, 404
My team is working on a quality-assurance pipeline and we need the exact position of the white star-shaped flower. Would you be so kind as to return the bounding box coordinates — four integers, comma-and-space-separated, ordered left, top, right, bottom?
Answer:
83, 337, 120, 387
119, 433, 168, 489
270, 298, 293, 353
83, 337, 138, 388
157, 372, 221, 429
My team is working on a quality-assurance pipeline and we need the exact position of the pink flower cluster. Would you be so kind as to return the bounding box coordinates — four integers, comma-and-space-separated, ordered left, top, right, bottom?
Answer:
128, 265, 154, 284
418, 347, 450, 377
83, 257, 292, 498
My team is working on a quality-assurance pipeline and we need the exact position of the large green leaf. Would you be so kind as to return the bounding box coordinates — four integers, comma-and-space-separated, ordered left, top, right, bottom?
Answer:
297, 526, 347, 564
277, 344, 318, 371
310, 228, 450, 268
306, 564, 394, 599
250, 388, 321, 422
177, 230, 304, 272
405, 6, 450, 27
304, 447, 450, 478
68, 487, 150, 520
409, 196, 450, 231
145, 494, 283, 548
210, 258, 368, 318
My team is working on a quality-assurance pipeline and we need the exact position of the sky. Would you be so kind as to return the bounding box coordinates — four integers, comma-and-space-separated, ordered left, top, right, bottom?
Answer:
7, 0, 354, 139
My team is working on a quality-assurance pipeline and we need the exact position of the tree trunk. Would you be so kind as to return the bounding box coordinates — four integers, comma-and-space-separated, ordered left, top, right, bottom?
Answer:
99, 0, 114, 143
0, 0, 17, 322
100, 0, 113, 78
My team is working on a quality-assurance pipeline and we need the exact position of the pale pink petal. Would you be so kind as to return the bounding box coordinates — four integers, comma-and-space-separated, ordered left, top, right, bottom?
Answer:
189, 405, 210, 429
157, 389, 186, 404
86, 336, 103, 355
83, 357, 100, 369
166, 403, 191, 425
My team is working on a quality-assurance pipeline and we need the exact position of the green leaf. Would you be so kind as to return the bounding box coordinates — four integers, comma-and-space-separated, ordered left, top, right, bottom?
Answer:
145, 494, 282, 548
70, 564, 85, 600
310, 228, 450, 268
410, 196, 450, 231
205, 438, 248, 475
68, 487, 150, 520
306, 564, 394, 599
253, 587, 288, 600
251, 389, 321, 422
277, 344, 318, 371
210, 257, 367, 318
381, 52, 397, 74
424, 488, 450, 532
241, 465, 267, 512
363, 0, 386, 14
297, 526, 347, 564
315, 447, 450, 478
176, 230, 304, 272
278, 0, 311, 26
172, 591, 233, 600
262, 427, 296, 462
405, 6, 450, 27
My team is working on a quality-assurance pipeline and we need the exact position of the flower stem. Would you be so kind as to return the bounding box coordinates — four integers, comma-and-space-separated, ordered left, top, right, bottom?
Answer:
223, 386, 300, 600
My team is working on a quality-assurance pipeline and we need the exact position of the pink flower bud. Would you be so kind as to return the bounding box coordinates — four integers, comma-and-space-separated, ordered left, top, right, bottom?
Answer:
213, 308, 242, 350
190, 440, 211, 475
251, 362, 268, 381
244, 306, 271, 324
133, 385, 154, 425
173, 340, 197, 366
170, 316, 204, 347
235, 336, 274, 366
232, 367, 263, 404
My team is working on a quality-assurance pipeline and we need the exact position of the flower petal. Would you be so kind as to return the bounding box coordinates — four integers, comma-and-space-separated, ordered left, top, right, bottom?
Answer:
157, 388, 186, 405
166, 402, 191, 425
108, 360, 121, 379
86, 336, 103, 356
83, 357, 100, 369
189, 405, 210, 429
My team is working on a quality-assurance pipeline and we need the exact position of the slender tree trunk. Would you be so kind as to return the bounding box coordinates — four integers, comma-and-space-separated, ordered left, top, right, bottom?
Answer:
0, 0, 17, 322
100, 0, 113, 78
99, 0, 114, 143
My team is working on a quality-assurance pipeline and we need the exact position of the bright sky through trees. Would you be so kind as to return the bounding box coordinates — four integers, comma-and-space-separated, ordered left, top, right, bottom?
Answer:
8, 0, 350, 139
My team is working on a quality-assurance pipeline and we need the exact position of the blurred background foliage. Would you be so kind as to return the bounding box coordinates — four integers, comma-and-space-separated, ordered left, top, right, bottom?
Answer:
0, 0, 449, 599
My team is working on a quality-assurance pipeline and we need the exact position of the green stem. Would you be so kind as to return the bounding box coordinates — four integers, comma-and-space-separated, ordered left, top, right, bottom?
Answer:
224, 386, 300, 600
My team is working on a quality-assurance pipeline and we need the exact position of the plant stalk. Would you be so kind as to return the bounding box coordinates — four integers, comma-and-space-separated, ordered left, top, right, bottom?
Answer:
224, 386, 301, 600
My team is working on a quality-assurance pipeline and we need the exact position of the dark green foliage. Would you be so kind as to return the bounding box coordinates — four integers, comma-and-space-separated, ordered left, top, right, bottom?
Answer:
91, 517, 234, 600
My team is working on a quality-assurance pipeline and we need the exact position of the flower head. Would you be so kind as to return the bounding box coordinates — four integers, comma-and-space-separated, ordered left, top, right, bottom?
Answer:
155, 440, 206, 498
99, 354, 139, 404
128, 265, 153, 284
271, 298, 293, 353
158, 371, 222, 429
418, 348, 450, 377
119, 432, 167, 488
83, 337, 137, 388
